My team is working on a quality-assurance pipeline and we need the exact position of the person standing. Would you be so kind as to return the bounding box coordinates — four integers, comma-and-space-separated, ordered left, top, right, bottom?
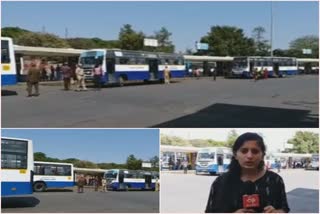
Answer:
163, 65, 171, 84
101, 178, 107, 192
77, 175, 86, 193
93, 64, 103, 90
26, 62, 41, 97
61, 62, 72, 90
75, 64, 87, 91
211, 67, 216, 81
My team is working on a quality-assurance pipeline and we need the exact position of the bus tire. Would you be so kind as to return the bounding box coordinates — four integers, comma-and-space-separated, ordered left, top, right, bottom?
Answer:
33, 182, 47, 192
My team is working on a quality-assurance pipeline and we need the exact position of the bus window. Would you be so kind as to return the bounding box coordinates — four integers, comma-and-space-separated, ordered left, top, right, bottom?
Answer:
119, 58, 130, 64
1, 139, 28, 169
1, 40, 10, 63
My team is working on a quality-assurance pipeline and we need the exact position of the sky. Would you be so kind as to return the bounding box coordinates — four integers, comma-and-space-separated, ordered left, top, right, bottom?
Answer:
160, 128, 319, 152
2, 1, 318, 52
1, 129, 159, 163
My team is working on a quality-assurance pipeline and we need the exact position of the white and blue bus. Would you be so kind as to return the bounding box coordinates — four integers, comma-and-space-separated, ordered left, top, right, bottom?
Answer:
1, 37, 17, 86
1, 137, 34, 196
195, 147, 232, 175
79, 49, 186, 86
33, 161, 75, 192
232, 56, 298, 78
104, 169, 159, 191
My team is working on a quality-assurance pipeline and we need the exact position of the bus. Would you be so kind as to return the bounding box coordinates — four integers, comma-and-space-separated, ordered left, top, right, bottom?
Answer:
33, 161, 75, 192
231, 56, 298, 78
195, 147, 232, 175
311, 154, 319, 170
104, 169, 159, 191
1, 137, 34, 196
1, 37, 17, 86
79, 49, 186, 86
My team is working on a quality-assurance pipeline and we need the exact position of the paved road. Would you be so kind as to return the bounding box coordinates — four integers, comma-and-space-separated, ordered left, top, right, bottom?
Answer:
2, 190, 159, 213
160, 169, 319, 213
2, 76, 318, 127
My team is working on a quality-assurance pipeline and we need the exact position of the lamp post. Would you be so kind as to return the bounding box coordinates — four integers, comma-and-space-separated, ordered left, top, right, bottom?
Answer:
270, 1, 273, 57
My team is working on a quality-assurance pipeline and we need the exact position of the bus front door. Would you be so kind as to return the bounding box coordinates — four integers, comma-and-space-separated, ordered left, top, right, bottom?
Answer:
144, 175, 152, 190
118, 171, 125, 190
273, 63, 280, 77
148, 59, 159, 80
217, 154, 224, 174
106, 58, 116, 83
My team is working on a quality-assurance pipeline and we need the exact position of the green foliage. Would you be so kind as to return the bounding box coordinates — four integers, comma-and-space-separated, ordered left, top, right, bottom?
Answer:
289, 35, 319, 58
287, 131, 319, 153
119, 24, 145, 50
34, 152, 47, 161
126, 154, 143, 170
252, 26, 270, 56
153, 27, 175, 53
16, 32, 70, 48
200, 25, 255, 56
2, 27, 31, 43
226, 130, 239, 147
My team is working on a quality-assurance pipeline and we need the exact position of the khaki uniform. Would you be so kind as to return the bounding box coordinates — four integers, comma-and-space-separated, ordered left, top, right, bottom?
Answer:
27, 67, 41, 96
164, 68, 171, 84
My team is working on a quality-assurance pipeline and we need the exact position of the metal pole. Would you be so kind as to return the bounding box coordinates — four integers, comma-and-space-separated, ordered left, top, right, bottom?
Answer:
270, 1, 273, 57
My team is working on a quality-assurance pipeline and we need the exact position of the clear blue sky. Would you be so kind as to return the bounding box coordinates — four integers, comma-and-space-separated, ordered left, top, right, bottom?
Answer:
1, 129, 159, 163
2, 1, 319, 52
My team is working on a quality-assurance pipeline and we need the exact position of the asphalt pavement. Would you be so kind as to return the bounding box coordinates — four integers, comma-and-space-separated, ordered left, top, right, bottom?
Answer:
2, 75, 318, 127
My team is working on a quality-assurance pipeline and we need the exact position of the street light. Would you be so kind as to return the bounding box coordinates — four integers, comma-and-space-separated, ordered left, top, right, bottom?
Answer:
270, 1, 273, 57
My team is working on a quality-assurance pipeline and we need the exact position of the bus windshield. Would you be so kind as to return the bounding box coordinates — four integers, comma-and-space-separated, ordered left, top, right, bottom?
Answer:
198, 152, 215, 160
104, 171, 118, 179
233, 58, 247, 68
79, 51, 104, 66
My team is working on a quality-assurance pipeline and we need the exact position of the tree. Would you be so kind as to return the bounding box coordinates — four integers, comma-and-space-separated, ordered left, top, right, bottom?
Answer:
118, 24, 145, 50
126, 154, 142, 170
34, 152, 47, 161
149, 156, 159, 168
289, 35, 319, 58
154, 27, 175, 53
226, 130, 239, 147
1, 27, 31, 43
16, 32, 70, 48
200, 25, 255, 56
287, 131, 319, 153
252, 26, 270, 56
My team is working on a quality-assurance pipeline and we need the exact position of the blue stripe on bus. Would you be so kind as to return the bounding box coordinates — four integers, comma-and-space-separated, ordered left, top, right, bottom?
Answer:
196, 164, 229, 173
1, 181, 33, 196
110, 182, 155, 190
42, 181, 75, 188
1, 74, 17, 86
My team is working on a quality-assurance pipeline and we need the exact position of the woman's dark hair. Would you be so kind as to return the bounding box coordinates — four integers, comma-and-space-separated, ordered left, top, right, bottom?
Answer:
228, 132, 266, 177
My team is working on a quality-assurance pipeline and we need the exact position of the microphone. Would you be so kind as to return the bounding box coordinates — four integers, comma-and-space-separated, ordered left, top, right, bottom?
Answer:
242, 181, 260, 210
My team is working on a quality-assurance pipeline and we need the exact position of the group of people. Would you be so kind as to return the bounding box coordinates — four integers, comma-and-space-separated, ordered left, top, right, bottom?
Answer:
26, 62, 104, 97
76, 175, 108, 193
252, 67, 269, 81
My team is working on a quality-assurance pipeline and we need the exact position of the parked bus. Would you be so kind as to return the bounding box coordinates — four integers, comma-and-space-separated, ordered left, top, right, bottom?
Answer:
1, 37, 17, 86
104, 169, 159, 191
311, 154, 319, 170
195, 147, 232, 175
79, 49, 186, 86
1, 137, 34, 196
231, 56, 298, 78
33, 161, 75, 192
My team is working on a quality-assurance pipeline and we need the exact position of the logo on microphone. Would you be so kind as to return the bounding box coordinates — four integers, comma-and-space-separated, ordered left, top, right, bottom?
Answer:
242, 194, 260, 208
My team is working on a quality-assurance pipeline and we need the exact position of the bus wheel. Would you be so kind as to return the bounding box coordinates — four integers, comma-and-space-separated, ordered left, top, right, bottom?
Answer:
33, 182, 46, 192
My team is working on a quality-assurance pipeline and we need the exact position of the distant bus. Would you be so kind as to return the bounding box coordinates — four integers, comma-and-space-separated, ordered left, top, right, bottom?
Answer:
33, 161, 75, 192
232, 56, 298, 78
1, 137, 34, 197
104, 169, 159, 191
79, 49, 186, 86
311, 154, 319, 170
1, 37, 17, 86
195, 147, 232, 175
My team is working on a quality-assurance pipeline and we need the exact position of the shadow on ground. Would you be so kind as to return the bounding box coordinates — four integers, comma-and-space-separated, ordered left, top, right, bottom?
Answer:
1, 196, 40, 208
153, 103, 318, 128
1, 90, 18, 96
287, 188, 319, 213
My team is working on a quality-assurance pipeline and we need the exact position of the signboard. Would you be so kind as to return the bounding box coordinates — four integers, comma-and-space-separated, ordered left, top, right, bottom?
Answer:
196, 42, 209, 50
302, 49, 312, 54
144, 38, 158, 47
142, 162, 152, 168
